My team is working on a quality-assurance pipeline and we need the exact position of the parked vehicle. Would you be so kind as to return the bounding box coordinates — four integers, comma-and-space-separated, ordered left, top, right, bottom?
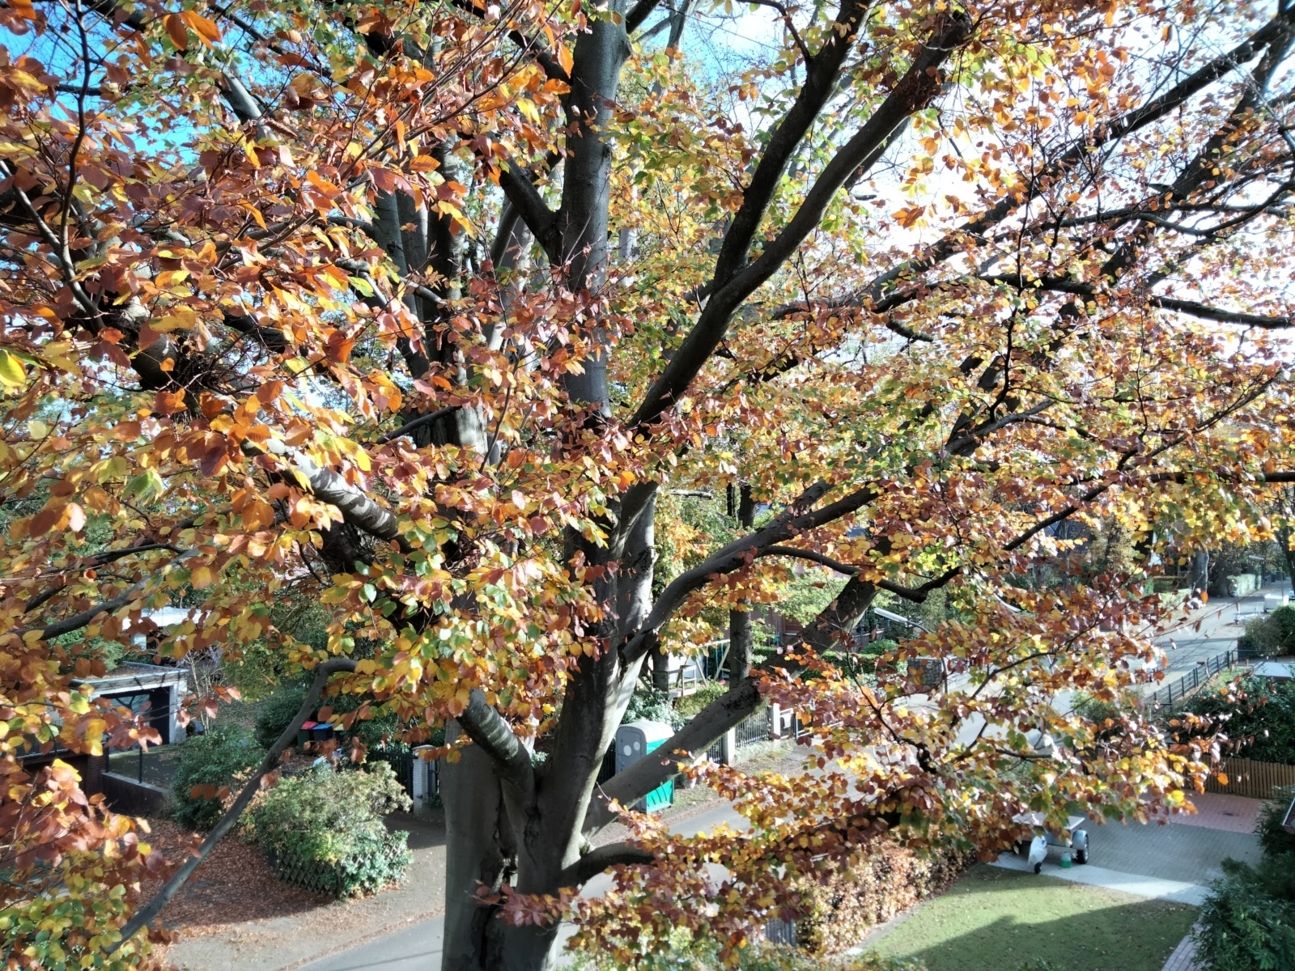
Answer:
1012, 812, 1090, 873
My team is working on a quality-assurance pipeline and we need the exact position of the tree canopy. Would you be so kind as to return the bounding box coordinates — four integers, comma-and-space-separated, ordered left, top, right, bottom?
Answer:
2, 0, 1295, 967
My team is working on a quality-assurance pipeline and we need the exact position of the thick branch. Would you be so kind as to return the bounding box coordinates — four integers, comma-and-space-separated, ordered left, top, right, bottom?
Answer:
374, 406, 457, 445
259, 440, 405, 548
498, 161, 561, 262
555, 841, 654, 887
587, 676, 763, 832
707, 0, 872, 291
1150, 296, 1293, 328
21, 582, 149, 640
763, 545, 858, 575
624, 0, 662, 34
621, 482, 836, 662
456, 689, 534, 795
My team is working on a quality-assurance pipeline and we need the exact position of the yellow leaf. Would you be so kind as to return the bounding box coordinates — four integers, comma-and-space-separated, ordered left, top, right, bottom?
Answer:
435, 201, 474, 236
190, 565, 215, 589
0, 349, 28, 390
83, 718, 107, 757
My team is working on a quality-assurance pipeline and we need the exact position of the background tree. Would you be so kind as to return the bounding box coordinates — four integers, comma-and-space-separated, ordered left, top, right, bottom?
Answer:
3, 0, 1295, 969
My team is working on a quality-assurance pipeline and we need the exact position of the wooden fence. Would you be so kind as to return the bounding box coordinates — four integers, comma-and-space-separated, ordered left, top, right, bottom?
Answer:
1204, 757, 1295, 800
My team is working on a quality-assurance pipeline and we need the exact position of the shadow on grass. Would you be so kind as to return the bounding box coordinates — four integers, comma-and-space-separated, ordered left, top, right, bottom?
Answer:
865, 865, 1197, 971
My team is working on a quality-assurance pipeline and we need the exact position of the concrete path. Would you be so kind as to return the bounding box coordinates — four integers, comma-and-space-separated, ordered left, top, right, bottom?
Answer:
1162, 924, 1204, 971
990, 793, 1261, 902
990, 853, 1207, 905
300, 920, 443, 971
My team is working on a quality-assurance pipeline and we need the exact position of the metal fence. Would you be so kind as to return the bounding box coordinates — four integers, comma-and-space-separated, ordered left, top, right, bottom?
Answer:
704, 705, 772, 761
1143, 647, 1237, 710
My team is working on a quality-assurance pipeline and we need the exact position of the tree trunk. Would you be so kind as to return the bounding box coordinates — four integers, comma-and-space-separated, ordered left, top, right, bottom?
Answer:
728, 483, 754, 683
441, 725, 513, 971
1188, 549, 1210, 598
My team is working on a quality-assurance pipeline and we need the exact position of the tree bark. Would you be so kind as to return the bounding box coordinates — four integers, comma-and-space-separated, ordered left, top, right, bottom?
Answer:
441, 723, 514, 971
1188, 549, 1210, 598
728, 483, 755, 683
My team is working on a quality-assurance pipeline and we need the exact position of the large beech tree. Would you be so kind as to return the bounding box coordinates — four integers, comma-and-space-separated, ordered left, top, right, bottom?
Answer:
3, 0, 1295, 967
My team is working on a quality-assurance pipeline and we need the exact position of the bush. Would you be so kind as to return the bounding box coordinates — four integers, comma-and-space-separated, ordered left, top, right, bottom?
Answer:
1239, 606, 1295, 659
172, 726, 264, 830
1196, 858, 1295, 971
624, 684, 674, 726
1174, 675, 1295, 764
254, 684, 309, 748
570, 932, 927, 971
249, 762, 412, 898
672, 682, 728, 727
825, 639, 897, 679
1073, 692, 1119, 724
1257, 785, 1295, 859
1198, 778, 1295, 971
1271, 606, 1295, 651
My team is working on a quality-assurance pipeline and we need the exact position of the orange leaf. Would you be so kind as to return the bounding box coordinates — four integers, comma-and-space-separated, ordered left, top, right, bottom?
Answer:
163, 13, 189, 49
183, 11, 222, 44
894, 205, 925, 228
257, 380, 285, 406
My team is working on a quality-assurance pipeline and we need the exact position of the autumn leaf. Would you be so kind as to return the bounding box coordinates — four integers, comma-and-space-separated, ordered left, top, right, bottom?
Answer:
0, 348, 27, 389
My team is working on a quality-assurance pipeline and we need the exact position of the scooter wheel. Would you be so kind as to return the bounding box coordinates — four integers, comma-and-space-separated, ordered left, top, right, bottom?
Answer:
1033, 862, 1042, 874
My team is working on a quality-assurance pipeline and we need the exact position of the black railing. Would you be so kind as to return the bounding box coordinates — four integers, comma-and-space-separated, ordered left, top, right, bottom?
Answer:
1143, 647, 1238, 709
704, 705, 771, 761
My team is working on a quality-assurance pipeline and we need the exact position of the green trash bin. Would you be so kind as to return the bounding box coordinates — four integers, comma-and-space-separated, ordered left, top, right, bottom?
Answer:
615, 720, 675, 813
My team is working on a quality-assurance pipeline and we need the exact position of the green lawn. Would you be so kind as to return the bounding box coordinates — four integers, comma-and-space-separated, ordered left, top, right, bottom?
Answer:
865, 865, 1197, 971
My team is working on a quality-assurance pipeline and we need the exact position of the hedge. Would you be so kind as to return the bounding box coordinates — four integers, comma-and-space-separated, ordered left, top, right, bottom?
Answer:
794, 842, 974, 956
1175, 675, 1295, 764
1196, 786, 1295, 971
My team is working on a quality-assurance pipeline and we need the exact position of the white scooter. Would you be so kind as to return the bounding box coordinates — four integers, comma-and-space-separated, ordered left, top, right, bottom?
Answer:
1013, 813, 1090, 874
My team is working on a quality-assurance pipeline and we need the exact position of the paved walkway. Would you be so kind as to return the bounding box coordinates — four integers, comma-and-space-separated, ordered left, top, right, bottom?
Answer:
990, 853, 1208, 905
1162, 923, 1203, 971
